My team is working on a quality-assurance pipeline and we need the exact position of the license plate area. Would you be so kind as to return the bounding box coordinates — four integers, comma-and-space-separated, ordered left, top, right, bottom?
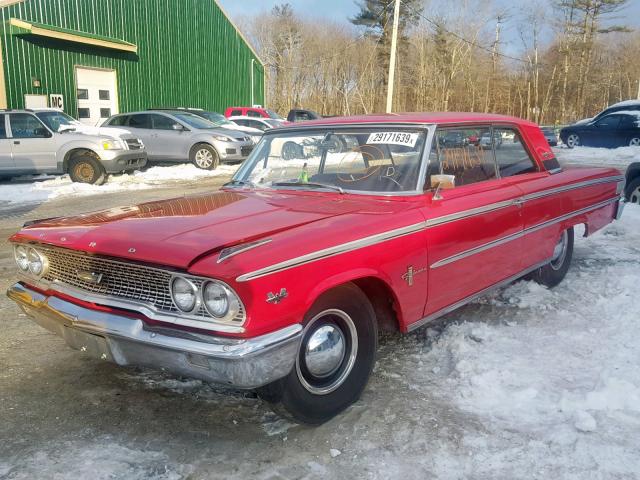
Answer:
64, 327, 114, 362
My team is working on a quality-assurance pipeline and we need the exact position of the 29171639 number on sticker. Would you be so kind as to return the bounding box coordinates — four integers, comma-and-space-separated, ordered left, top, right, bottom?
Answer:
366, 132, 419, 147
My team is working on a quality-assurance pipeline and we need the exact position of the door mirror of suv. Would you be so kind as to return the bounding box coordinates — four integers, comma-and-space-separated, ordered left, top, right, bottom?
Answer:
172, 123, 185, 131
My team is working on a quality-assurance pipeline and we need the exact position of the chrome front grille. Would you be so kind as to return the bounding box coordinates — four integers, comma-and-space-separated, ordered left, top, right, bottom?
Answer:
37, 245, 244, 323
125, 138, 143, 150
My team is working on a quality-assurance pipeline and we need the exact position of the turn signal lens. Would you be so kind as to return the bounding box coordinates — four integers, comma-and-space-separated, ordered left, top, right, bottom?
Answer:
170, 277, 198, 312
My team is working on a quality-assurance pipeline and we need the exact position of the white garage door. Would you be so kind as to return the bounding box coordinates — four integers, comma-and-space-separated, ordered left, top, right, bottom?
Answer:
76, 67, 118, 126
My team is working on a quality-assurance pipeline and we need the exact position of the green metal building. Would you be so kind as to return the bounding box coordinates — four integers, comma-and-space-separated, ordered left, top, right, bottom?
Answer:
0, 0, 264, 125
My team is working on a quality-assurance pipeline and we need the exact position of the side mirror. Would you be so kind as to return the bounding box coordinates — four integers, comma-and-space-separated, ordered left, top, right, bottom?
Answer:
172, 123, 184, 131
430, 174, 455, 200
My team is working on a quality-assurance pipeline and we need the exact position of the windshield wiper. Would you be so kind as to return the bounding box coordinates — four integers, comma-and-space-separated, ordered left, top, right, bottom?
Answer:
271, 181, 344, 194
223, 179, 257, 188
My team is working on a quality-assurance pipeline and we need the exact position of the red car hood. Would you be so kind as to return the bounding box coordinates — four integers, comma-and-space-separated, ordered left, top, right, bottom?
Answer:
13, 190, 399, 268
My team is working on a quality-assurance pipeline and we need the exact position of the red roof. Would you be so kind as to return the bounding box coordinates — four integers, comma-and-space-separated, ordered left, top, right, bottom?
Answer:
291, 112, 538, 127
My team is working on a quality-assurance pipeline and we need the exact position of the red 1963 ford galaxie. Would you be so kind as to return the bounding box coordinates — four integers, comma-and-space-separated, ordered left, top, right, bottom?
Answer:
7, 113, 625, 424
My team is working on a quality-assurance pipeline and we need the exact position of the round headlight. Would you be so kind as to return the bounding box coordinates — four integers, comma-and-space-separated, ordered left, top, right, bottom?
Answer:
170, 277, 198, 312
203, 282, 230, 317
27, 247, 47, 276
14, 245, 29, 272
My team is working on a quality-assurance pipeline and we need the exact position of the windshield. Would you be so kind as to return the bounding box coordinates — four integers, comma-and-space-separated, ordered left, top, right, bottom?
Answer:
266, 109, 284, 120
200, 111, 234, 127
35, 111, 79, 131
233, 127, 428, 194
172, 112, 217, 129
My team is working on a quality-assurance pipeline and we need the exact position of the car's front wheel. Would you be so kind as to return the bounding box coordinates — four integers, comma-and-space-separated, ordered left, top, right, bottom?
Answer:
629, 137, 640, 147
258, 283, 378, 424
190, 144, 219, 170
68, 155, 107, 185
528, 227, 574, 288
566, 134, 581, 149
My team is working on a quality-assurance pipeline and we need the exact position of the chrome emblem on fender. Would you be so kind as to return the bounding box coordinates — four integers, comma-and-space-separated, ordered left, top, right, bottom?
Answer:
76, 270, 103, 284
402, 266, 426, 287
266, 288, 288, 304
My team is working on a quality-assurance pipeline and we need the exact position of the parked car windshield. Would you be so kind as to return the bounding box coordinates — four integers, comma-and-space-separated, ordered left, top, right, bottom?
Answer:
171, 112, 217, 129
198, 111, 236, 127
266, 109, 284, 120
35, 111, 80, 131
233, 127, 427, 193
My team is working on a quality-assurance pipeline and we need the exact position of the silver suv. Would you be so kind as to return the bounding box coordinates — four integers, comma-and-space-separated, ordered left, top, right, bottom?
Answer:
102, 110, 254, 169
0, 109, 147, 184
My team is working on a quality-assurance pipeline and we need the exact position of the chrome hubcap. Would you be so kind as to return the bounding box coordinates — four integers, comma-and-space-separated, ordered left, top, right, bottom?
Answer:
630, 186, 640, 204
550, 230, 568, 270
195, 148, 214, 168
630, 138, 640, 147
305, 325, 346, 378
567, 134, 579, 148
296, 309, 358, 395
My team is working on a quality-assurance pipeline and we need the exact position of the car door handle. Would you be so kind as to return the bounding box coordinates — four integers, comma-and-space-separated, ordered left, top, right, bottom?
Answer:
13, 141, 20, 145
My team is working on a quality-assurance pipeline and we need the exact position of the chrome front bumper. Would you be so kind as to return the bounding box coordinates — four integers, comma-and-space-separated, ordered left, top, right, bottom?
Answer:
7, 283, 302, 389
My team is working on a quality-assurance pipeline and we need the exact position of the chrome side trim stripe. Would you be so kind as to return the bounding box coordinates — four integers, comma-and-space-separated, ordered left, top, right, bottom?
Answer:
236, 176, 623, 282
429, 196, 620, 269
235, 221, 426, 282
522, 175, 623, 202
408, 259, 552, 332
430, 230, 523, 269
424, 199, 515, 228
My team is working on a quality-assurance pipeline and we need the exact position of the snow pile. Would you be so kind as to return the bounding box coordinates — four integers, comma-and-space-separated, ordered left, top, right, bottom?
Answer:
0, 438, 191, 479
554, 145, 640, 168
0, 164, 237, 206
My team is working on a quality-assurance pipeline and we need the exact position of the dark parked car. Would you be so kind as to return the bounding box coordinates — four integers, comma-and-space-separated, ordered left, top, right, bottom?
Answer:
624, 162, 640, 204
541, 127, 558, 146
439, 131, 467, 148
560, 113, 640, 148
286, 109, 323, 123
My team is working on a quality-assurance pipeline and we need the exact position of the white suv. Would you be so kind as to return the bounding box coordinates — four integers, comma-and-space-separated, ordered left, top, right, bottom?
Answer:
0, 109, 147, 184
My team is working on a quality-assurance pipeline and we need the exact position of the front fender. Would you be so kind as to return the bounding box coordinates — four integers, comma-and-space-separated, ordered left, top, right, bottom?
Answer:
56, 140, 103, 169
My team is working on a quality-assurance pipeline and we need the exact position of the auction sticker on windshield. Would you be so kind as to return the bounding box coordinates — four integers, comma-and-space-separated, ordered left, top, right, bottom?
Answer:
367, 132, 419, 147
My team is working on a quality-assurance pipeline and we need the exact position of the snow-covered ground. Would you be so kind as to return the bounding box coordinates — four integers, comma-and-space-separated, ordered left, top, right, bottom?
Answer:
0, 164, 237, 206
554, 145, 639, 169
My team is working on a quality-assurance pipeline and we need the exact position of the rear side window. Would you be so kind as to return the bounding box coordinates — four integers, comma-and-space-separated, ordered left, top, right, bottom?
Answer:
230, 109, 242, 116
493, 127, 538, 177
128, 114, 152, 128
247, 110, 262, 118
429, 126, 497, 187
107, 115, 129, 126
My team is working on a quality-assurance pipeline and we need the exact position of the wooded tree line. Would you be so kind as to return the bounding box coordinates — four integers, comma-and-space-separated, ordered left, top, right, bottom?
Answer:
245, 0, 639, 125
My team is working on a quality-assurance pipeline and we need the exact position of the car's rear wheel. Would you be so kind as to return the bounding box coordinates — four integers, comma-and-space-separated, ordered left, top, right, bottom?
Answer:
68, 155, 107, 185
190, 144, 219, 170
528, 227, 574, 288
629, 137, 640, 147
258, 283, 378, 425
625, 177, 640, 204
566, 134, 581, 149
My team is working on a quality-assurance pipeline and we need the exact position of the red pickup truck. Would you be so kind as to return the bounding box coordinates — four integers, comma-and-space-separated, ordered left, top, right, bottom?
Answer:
224, 106, 283, 120
7, 113, 625, 424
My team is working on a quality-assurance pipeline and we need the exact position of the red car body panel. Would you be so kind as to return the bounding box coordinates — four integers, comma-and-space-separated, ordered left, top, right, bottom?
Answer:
10, 113, 624, 339
224, 107, 273, 119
